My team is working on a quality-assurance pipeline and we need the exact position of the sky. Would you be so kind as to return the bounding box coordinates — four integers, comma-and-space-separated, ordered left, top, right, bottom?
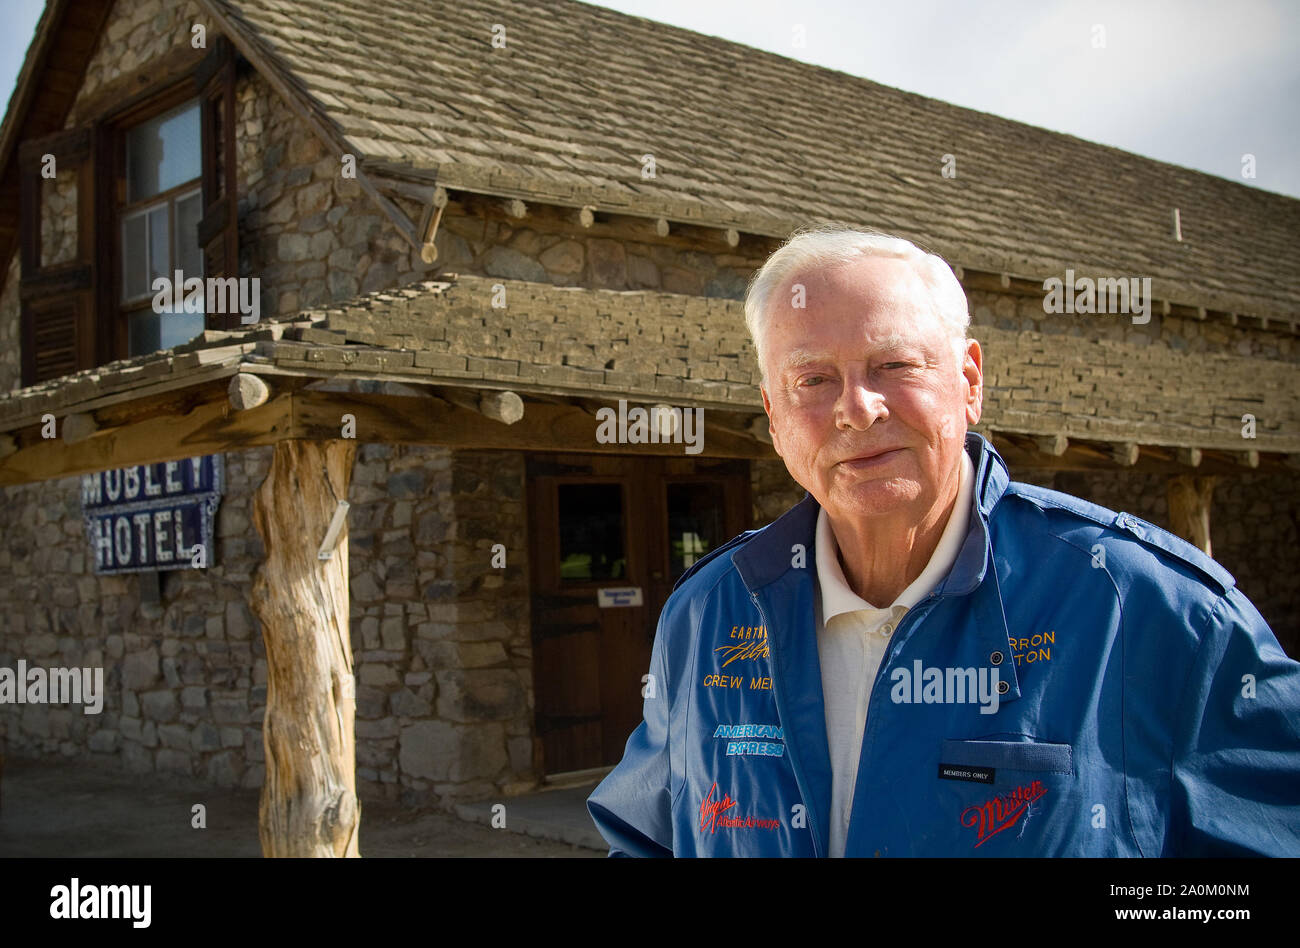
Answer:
1, 0, 1296, 198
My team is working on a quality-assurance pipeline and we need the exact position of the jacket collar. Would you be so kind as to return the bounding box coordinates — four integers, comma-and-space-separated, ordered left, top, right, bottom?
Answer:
731, 432, 1017, 857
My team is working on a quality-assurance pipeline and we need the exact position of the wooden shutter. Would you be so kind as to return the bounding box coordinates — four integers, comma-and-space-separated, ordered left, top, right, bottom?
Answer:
18, 125, 102, 386
195, 37, 239, 331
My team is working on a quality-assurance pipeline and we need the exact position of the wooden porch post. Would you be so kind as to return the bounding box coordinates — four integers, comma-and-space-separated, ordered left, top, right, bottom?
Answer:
1166, 474, 1216, 556
250, 439, 360, 857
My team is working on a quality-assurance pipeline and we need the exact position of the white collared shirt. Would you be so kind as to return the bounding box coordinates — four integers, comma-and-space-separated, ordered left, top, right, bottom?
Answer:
813, 450, 974, 857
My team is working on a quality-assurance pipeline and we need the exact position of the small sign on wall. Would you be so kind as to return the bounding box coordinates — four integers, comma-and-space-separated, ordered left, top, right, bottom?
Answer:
597, 587, 643, 608
81, 455, 224, 574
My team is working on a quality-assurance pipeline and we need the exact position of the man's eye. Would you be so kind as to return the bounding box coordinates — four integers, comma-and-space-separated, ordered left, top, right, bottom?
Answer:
882, 362, 911, 370
799, 375, 825, 387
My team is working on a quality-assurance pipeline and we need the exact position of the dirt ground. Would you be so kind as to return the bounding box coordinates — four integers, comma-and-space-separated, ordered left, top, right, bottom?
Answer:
0, 755, 602, 858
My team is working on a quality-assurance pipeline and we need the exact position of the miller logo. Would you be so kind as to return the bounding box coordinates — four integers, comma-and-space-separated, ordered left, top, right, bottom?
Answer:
960, 780, 1048, 848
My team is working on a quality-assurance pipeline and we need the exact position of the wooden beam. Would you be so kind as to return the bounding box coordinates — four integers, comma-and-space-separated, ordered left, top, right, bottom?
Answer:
0, 390, 295, 486
1166, 474, 1215, 555
990, 433, 1289, 477
419, 196, 446, 265
1236, 450, 1260, 469
1176, 446, 1202, 468
292, 390, 774, 459
250, 439, 359, 857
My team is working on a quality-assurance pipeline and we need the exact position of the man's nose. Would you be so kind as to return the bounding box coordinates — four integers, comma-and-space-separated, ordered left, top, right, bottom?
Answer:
834, 371, 887, 429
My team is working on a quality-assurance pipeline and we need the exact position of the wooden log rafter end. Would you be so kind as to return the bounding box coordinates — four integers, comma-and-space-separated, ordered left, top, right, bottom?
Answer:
62, 412, 98, 445
1032, 433, 1068, 457
228, 373, 271, 411
1111, 442, 1139, 466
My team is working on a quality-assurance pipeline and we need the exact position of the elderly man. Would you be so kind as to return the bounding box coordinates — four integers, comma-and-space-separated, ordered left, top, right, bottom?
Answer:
586, 227, 1300, 857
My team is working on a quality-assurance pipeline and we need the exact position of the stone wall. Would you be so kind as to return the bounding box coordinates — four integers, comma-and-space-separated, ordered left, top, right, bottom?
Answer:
751, 457, 804, 527
0, 448, 270, 788
73, 0, 215, 103
0, 256, 20, 392
345, 445, 535, 805
1051, 468, 1300, 655
431, 198, 770, 300
0, 443, 539, 807
39, 174, 78, 269
235, 70, 414, 313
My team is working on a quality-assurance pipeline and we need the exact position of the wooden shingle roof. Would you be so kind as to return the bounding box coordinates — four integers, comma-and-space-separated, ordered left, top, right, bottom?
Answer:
202, 0, 1300, 325
4, 275, 1294, 460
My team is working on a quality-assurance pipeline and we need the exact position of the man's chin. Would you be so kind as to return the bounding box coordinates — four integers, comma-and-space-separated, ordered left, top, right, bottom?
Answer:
821, 478, 919, 519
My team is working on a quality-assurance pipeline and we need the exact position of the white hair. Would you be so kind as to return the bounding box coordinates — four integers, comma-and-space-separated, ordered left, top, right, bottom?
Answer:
744, 226, 970, 382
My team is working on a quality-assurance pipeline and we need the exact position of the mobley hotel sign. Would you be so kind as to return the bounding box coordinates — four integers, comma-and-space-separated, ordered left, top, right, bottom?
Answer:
80, 456, 224, 575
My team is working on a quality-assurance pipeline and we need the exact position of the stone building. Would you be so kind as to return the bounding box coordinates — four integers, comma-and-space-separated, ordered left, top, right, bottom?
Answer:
0, 0, 1296, 834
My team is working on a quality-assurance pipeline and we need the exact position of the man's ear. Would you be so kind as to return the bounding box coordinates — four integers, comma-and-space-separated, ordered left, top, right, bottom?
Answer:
962, 339, 983, 426
760, 384, 783, 457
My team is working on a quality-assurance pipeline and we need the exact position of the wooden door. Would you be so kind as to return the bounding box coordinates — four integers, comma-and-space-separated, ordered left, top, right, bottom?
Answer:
527, 454, 750, 775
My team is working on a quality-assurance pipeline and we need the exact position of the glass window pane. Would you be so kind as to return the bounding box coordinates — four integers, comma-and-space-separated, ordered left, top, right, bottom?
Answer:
128, 309, 162, 357
122, 213, 148, 300
159, 311, 205, 350
126, 100, 201, 201
148, 205, 169, 293
175, 190, 204, 281
667, 482, 726, 579
558, 483, 625, 581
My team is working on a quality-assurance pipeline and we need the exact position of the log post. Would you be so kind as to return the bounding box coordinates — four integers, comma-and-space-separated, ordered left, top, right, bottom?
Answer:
1167, 474, 1216, 556
250, 439, 360, 857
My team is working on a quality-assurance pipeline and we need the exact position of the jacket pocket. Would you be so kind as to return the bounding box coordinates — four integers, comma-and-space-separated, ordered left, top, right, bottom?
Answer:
940, 739, 1073, 775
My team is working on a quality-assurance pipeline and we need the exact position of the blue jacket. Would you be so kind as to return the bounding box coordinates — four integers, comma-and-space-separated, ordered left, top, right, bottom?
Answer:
587, 432, 1300, 856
